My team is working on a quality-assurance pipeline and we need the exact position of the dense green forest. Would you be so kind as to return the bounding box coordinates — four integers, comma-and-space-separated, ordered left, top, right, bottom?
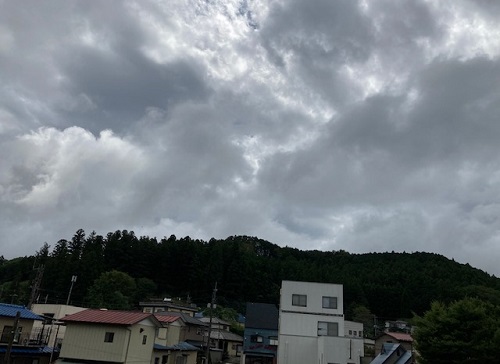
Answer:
1, 229, 500, 323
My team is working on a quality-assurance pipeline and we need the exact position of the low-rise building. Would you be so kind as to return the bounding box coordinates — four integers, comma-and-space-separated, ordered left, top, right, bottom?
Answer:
375, 331, 413, 356
0, 302, 54, 364
369, 343, 412, 364
242, 302, 279, 364
58, 309, 161, 364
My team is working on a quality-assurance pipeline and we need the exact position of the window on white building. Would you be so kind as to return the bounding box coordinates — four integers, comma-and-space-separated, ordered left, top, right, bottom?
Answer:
317, 321, 339, 337
292, 294, 307, 307
322, 296, 337, 309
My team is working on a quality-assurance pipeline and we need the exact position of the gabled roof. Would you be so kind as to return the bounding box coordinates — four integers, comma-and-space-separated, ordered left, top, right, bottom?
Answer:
209, 329, 243, 342
382, 331, 413, 342
154, 314, 182, 324
0, 303, 44, 321
61, 309, 159, 326
155, 311, 207, 326
245, 302, 279, 330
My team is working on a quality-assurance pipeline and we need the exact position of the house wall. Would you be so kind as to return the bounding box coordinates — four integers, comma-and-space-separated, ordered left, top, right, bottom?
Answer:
278, 281, 363, 364
0, 317, 35, 344
225, 339, 242, 357
152, 351, 197, 364
31, 304, 86, 345
243, 327, 278, 358
280, 280, 344, 315
344, 320, 363, 339
182, 323, 205, 343
60, 320, 157, 364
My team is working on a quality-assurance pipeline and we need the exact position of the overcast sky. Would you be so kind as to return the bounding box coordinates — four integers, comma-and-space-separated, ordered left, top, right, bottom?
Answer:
2, 0, 500, 276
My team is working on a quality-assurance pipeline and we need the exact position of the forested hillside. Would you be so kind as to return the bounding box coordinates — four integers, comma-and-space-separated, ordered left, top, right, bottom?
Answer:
1, 229, 500, 321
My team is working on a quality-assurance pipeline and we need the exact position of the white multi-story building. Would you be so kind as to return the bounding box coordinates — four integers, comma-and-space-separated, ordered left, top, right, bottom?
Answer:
277, 280, 364, 364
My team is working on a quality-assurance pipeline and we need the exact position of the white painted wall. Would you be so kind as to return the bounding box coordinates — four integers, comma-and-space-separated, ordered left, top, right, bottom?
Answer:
278, 281, 363, 364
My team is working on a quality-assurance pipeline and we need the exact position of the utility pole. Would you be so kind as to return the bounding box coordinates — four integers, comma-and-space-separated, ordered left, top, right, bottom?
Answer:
5, 311, 21, 364
205, 282, 217, 364
28, 264, 44, 309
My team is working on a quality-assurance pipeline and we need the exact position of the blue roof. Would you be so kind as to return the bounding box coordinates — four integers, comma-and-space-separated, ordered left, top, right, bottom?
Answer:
0, 346, 57, 354
154, 342, 199, 351
370, 343, 410, 364
395, 350, 413, 364
0, 303, 44, 320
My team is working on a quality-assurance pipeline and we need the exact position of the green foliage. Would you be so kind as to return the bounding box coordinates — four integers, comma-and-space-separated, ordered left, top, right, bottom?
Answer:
413, 297, 500, 363
348, 304, 375, 338
202, 305, 244, 336
2, 229, 500, 322
85, 270, 137, 310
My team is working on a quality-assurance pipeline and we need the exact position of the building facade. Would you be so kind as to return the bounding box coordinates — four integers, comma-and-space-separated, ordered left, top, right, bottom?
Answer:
242, 302, 279, 364
58, 309, 161, 364
277, 280, 364, 364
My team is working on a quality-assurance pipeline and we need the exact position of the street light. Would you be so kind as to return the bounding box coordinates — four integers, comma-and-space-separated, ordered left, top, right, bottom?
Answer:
66, 275, 77, 305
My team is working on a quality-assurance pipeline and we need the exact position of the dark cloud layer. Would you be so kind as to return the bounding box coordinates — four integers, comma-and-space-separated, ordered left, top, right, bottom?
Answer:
2, 0, 500, 276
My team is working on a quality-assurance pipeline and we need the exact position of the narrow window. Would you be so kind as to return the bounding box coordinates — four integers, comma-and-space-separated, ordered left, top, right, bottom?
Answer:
322, 296, 337, 309
292, 294, 307, 307
104, 332, 114, 343
142, 335, 147, 344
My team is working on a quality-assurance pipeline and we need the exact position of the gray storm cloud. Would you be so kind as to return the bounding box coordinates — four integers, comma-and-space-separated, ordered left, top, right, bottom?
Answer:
1, 0, 500, 276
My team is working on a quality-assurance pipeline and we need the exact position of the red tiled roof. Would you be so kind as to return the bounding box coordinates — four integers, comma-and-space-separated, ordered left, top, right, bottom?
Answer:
385, 332, 413, 342
61, 309, 153, 325
155, 314, 181, 323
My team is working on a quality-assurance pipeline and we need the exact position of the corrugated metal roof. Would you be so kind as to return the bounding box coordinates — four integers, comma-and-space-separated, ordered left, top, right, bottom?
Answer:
0, 303, 44, 321
199, 317, 231, 325
209, 329, 243, 342
61, 309, 154, 325
156, 311, 207, 326
155, 314, 181, 323
385, 332, 413, 342
154, 342, 199, 351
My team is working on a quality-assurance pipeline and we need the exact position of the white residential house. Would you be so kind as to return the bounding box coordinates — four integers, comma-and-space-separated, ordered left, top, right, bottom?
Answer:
277, 280, 364, 364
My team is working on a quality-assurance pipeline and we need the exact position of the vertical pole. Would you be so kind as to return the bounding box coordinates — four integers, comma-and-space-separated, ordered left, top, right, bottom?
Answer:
205, 282, 217, 364
5, 311, 21, 364
66, 275, 77, 305
28, 265, 44, 309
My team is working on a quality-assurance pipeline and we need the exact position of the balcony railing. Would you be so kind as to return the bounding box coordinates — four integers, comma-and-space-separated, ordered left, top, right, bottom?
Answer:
0, 327, 52, 346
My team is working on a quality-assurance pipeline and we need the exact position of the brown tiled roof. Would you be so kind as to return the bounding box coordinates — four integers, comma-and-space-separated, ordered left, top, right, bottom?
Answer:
61, 309, 153, 325
385, 332, 413, 342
